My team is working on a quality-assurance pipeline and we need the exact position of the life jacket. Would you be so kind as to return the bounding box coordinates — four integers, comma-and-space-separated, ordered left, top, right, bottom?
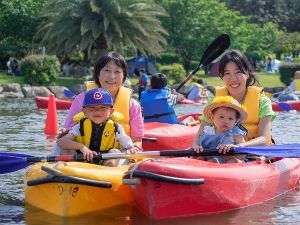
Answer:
73, 81, 131, 136
215, 86, 272, 143
140, 88, 179, 124
187, 83, 207, 98
295, 79, 300, 91
74, 118, 120, 153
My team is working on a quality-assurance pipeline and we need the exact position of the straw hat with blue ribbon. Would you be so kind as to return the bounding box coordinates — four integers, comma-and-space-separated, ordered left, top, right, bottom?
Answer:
203, 96, 247, 124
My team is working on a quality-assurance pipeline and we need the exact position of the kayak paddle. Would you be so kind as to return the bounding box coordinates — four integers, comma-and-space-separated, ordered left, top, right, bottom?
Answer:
176, 33, 230, 92
1, 144, 300, 174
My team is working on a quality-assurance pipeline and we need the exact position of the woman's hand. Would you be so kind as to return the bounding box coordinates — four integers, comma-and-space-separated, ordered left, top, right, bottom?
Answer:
127, 145, 142, 154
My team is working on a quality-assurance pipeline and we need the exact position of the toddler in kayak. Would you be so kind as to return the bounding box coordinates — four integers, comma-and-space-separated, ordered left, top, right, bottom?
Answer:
192, 96, 248, 163
57, 88, 135, 166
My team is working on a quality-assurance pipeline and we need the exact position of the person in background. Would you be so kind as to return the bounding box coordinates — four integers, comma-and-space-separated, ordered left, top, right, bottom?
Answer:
285, 55, 293, 63
285, 71, 300, 93
193, 49, 275, 157
57, 88, 134, 166
6, 57, 12, 75
277, 70, 300, 101
193, 96, 248, 163
266, 56, 273, 73
62, 62, 70, 76
55, 52, 143, 155
137, 68, 149, 100
186, 78, 208, 102
140, 73, 184, 124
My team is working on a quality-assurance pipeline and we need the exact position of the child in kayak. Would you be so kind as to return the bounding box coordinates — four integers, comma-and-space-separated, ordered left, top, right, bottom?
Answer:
193, 96, 248, 163
57, 88, 135, 166
141, 73, 184, 124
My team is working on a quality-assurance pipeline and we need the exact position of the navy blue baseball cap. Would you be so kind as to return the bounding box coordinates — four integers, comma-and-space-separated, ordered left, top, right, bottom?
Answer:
82, 88, 113, 107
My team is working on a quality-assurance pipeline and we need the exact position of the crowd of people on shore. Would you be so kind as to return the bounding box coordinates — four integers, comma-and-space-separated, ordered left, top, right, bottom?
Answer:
52, 49, 276, 165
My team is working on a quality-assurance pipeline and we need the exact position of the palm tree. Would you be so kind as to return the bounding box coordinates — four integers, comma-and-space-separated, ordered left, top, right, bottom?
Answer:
34, 0, 168, 60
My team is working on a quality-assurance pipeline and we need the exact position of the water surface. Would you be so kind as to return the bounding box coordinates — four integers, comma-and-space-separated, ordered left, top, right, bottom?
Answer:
1, 98, 300, 224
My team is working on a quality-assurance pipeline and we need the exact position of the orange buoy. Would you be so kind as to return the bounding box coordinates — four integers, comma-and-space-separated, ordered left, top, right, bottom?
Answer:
44, 94, 58, 135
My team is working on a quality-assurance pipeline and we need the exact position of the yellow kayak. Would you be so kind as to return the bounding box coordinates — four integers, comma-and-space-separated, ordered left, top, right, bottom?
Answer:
24, 161, 135, 217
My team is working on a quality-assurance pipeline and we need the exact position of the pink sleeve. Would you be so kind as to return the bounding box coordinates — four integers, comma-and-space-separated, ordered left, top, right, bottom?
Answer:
129, 99, 144, 138
64, 92, 85, 129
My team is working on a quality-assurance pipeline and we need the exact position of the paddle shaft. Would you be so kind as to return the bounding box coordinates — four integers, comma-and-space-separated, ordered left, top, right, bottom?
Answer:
26, 149, 234, 162
176, 67, 201, 92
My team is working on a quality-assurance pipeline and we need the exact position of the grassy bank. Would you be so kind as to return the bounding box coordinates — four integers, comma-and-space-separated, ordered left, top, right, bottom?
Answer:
0, 70, 86, 87
0, 70, 285, 88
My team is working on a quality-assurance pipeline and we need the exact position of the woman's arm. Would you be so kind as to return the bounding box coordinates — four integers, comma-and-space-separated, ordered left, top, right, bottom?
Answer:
129, 99, 144, 150
64, 92, 85, 128
238, 116, 272, 147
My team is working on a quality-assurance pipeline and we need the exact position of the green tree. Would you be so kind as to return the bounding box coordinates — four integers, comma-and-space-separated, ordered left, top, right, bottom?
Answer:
156, 0, 278, 71
274, 32, 300, 59
221, 0, 299, 32
35, 0, 168, 61
282, 0, 300, 32
0, 0, 46, 64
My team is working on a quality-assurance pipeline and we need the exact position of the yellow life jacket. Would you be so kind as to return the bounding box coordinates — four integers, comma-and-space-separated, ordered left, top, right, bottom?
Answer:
295, 79, 300, 91
73, 81, 131, 136
191, 83, 207, 97
74, 118, 120, 152
215, 86, 263, 142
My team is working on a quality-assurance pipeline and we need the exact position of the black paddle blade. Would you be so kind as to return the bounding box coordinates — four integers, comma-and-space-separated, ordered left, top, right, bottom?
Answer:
176, 34, 230, 92
198, 33, 230, 69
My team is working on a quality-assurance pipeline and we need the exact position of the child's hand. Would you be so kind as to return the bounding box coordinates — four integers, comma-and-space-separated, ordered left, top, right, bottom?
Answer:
80, 146, 97, 161
216, 144, 234, 154
192, 144, 204, 153
127, 145, 142, 154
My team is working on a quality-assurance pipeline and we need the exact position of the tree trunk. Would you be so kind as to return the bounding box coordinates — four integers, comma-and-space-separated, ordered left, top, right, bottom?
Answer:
83, 49, 90, 65
95, 35, 108, 61
136, 49, 142, 56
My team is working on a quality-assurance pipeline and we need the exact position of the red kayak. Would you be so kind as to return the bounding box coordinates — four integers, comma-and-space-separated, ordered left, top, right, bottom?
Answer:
35, 96, 72, 110
272, 100, 300, 112
142, 114, 200, 151
127, 157, 300, 219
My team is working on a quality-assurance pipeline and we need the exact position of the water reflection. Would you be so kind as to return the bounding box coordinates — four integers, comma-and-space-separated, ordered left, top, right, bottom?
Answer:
21, 189, 300, 225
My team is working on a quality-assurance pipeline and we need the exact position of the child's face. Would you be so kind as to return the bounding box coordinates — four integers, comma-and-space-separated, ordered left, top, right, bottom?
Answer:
83, 105, 114, 124
211, 107, 238, 133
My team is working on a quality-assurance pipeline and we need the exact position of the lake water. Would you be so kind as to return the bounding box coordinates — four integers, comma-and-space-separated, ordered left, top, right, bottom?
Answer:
1, 98, 300, 225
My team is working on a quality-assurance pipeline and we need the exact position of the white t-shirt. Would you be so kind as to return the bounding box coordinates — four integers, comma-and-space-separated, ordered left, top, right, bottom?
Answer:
70, 122, 133, 149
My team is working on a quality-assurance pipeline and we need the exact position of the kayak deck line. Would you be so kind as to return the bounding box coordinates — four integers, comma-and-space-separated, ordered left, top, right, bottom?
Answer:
124, 170, 204, 185
27, 175, 112, 188
27, 164, 112, 188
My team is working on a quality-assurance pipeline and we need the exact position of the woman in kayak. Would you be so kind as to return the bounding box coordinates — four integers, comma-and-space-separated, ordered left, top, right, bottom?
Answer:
194, 96, 248, 163
193, 49, 275, 156
56, 52, 143, 154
